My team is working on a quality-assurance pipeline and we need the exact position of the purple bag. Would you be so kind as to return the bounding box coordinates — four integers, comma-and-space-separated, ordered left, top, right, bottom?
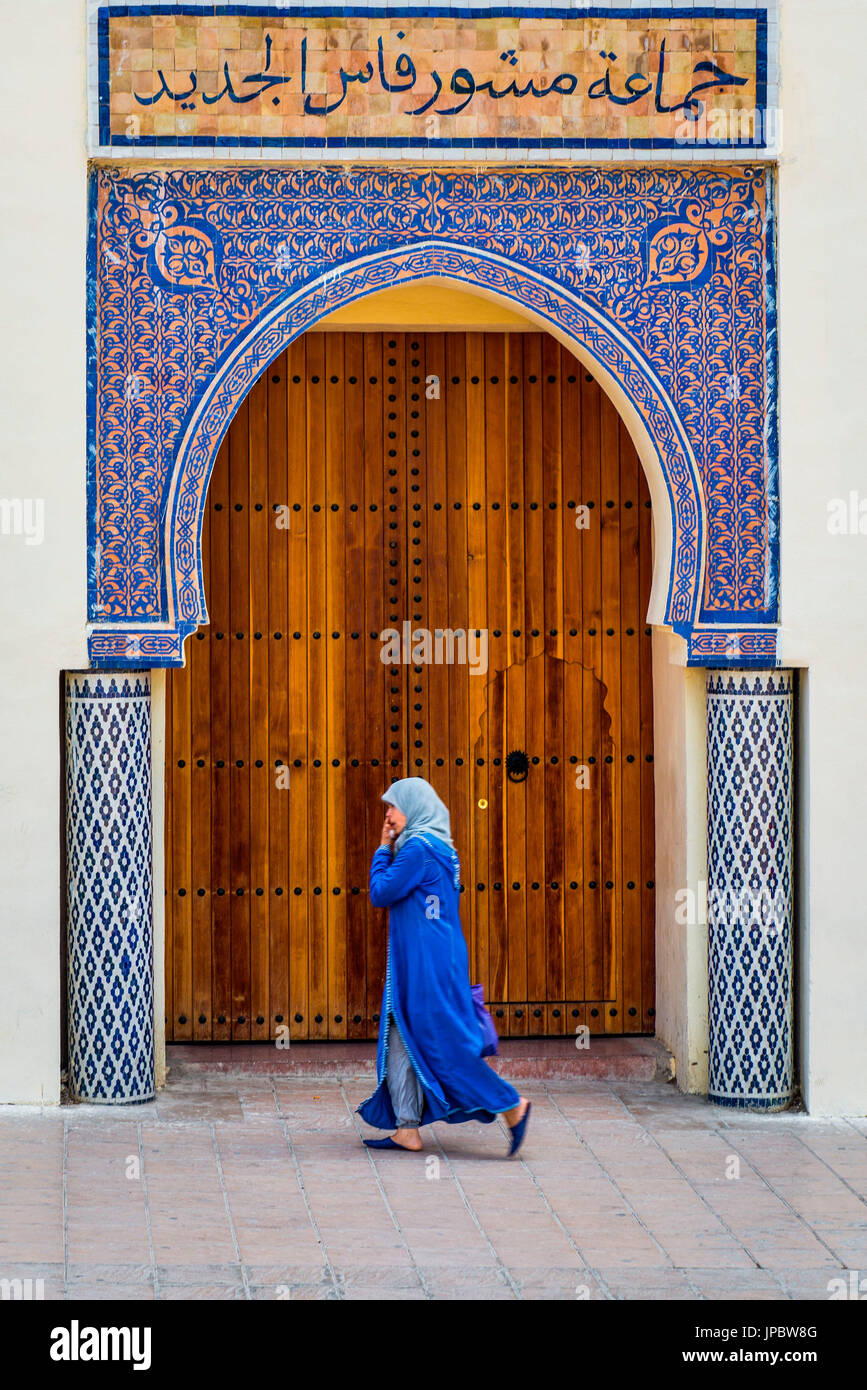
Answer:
471, 983, 499, 1057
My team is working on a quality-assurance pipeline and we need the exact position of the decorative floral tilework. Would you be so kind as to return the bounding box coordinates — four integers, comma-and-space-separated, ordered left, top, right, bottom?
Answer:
88, 163, 777, 667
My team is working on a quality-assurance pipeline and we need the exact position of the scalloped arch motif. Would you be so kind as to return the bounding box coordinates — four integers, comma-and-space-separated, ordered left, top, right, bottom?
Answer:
88, 166, 778, 669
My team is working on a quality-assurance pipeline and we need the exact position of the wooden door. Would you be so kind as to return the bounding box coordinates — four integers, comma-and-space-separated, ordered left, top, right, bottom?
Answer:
164, 331, 655, 1042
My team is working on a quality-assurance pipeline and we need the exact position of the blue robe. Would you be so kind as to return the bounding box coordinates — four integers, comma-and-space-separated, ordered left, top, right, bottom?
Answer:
357, 832, 520, 1129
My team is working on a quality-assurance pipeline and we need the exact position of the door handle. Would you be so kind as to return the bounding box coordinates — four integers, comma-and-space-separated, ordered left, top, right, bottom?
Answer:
505, 750, 530, 783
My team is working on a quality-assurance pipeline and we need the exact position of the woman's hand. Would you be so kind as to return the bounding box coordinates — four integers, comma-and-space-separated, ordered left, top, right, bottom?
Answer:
379, 817, 397, 849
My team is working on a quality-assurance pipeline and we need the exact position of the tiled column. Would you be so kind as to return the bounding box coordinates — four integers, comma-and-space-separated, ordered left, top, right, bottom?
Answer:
65, 672, 154, 1102
706, 670, 794, 1110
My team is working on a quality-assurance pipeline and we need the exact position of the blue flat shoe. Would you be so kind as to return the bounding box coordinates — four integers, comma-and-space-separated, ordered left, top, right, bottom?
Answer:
363, 1136, 421, 1151
507, 1101, 532, 1157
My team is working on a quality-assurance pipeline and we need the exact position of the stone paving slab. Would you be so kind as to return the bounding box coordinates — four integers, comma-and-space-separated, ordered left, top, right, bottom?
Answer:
0, 1074, 864, 1300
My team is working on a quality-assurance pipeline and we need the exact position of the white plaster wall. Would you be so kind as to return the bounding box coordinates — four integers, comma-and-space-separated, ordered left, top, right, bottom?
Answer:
0, 0, 865, 1114
777, 0, 867, 1114
150, 670, 167, 1089
0, 1, 88, 1102
652, 631, 709, 1094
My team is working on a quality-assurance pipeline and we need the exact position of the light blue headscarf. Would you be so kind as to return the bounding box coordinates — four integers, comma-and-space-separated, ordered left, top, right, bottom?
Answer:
381, 777, 455, 854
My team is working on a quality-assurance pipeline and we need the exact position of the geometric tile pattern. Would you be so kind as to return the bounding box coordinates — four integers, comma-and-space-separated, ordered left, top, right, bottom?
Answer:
88, 163, 777, 664
65, 672, 154, 1102
706, 669, 793, 1109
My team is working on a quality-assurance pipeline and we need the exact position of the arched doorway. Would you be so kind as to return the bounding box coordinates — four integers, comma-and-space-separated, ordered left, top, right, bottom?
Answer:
163, 325, 655, 1044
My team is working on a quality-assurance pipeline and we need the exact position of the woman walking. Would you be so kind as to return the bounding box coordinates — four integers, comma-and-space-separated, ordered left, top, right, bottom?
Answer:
357, 777, 531, 1156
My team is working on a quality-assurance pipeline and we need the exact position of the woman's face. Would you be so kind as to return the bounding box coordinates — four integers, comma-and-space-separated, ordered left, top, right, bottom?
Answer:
383, 801, 407, 835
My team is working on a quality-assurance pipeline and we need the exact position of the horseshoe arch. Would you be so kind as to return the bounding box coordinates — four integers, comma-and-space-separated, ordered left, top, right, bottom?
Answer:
159, 242, 706, 654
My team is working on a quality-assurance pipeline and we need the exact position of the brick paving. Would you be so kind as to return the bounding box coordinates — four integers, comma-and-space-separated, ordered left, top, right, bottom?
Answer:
1, 1067, 865, 1301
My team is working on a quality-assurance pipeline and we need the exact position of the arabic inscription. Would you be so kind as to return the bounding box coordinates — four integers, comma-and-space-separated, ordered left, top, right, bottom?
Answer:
102, 11, 764, 150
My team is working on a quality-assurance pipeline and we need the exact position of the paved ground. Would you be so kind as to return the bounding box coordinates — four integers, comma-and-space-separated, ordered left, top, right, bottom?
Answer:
1, 1067, 865, 1300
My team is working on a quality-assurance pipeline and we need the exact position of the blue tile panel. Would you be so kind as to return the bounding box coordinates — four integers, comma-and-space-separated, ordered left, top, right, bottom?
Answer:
65, 672, 155, 1102
706, 670, 793, 1110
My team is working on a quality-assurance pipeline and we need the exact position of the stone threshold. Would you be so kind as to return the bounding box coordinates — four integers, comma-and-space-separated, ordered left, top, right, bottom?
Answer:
166, 1036, 671, 1082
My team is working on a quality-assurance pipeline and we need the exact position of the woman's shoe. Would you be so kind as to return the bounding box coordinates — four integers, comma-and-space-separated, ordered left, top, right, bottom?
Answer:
363, 1136, 421, 1151
507, 1101, 532, 1156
